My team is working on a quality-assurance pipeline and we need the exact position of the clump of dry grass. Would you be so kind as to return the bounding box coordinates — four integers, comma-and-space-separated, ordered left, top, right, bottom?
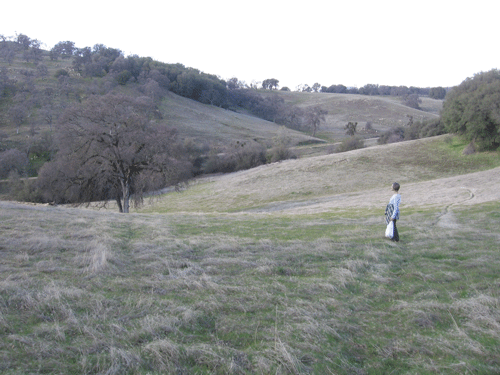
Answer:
82, 238, 113, 274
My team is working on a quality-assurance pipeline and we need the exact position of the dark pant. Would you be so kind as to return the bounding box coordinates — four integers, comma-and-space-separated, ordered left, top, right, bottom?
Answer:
392, 220, 399, 242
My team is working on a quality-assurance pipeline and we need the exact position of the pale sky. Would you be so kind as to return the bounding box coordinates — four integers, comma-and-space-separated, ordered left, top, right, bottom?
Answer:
3, 0, 499, 89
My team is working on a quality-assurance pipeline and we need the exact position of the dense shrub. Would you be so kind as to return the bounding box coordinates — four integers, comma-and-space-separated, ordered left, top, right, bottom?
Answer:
203, 143, 267, 174
442, 69, 500, 150
116, 70, 132, 85
378, 119, 445, 145
0, 149, 29, 178
6, 171, 44, 202
378, 127, 405, 144
54, 69, 69, 78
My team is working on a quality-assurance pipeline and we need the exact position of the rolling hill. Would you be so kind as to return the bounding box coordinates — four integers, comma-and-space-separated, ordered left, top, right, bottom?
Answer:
258, 89, 442, 140
1, 134, 500, 374
139, 134, 500, 215
1, 40, 443, 154
4, 36, 500, 375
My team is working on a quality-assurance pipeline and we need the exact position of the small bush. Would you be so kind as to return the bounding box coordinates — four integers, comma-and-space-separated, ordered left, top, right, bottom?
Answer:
336, 136, 364, 153
266, 145, 296, 163
54, 69, 69, 78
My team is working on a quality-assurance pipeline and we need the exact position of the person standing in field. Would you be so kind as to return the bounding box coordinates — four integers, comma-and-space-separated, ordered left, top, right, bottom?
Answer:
385, 182, 401, 242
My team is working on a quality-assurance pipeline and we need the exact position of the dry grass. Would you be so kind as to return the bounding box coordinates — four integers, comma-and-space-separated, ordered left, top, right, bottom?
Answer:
159, 91, 319, 148
1, 136, 500, 374
1, 199, 499, 374
142, 135, 500, 214
259, 90, 442, 139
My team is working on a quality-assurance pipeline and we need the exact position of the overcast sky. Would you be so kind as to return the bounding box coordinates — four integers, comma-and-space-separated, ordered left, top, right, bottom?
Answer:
3, 0, 499, 90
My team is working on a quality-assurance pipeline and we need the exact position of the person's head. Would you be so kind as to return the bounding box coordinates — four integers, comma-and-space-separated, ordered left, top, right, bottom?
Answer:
392, 182, 400, 192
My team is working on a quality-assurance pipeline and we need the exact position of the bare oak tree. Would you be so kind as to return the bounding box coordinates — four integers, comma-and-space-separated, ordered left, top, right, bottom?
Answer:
344, 121, 358, 136
38, 94, 191, 212
305, 106, 327, 137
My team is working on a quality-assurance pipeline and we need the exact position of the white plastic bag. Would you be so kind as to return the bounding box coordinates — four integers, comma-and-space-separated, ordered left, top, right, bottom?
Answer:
385, 221, 394, 239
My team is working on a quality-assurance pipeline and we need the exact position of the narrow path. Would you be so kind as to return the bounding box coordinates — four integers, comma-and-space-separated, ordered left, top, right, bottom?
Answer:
434, 188, 475, 228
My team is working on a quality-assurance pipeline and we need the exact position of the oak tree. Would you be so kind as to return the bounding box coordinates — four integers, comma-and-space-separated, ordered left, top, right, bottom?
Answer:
442, 69, 500, 150
344, 121, 358, 136
262, 78, 279, 90
38, 94, 191, 212
305, 106, 327, 137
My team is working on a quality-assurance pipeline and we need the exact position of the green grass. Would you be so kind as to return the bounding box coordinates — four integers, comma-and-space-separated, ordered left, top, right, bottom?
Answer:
1, 200, 499, 374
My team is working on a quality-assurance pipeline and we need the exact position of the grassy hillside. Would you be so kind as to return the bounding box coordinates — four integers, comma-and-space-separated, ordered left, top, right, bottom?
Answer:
158, 92, 317, 148
1, 135, 499, 374
1, 42, 442, 154
140, 135, 500, 214
165, 90, 443, 145
258, 90, 442, 140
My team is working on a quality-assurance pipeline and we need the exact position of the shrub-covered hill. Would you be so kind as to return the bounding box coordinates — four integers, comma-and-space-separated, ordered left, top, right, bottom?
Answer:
1, 35, 447, 191
1, 36, 442, 150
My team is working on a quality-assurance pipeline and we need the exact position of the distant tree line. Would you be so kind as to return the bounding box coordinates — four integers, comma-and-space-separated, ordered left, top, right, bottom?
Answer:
290, 82, 447, 100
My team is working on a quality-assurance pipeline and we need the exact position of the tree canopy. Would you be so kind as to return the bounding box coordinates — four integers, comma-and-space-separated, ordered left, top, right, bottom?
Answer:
262, 78, 279, 90
305, 106, 328, 137
38, 94, 191, 212
441, 69, 500, 150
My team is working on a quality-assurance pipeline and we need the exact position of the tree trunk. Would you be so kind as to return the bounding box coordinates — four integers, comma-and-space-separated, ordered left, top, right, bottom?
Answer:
116, 196, 123, 213
120, 179, 131, 213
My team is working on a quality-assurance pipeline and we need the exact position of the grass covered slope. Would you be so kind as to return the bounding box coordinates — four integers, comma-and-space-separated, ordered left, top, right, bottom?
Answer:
259, 90, 442, 138
1, 135, 500, 374
159, 92, 321, 147
143, 135, 500, 214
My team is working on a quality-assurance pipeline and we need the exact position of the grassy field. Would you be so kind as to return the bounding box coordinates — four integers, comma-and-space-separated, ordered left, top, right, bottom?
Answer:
1, 136, 500, 374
